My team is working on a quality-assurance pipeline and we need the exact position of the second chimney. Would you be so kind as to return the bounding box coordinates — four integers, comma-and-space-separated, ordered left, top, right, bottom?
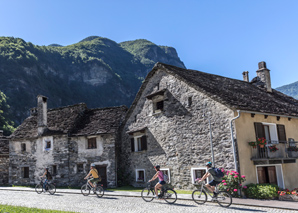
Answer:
256, 61, 272, 92
242, 71, 249, 82
37, 95, 48, 135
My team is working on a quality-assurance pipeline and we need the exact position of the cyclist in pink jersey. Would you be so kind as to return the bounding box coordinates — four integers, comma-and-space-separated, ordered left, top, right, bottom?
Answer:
149, 165, 166, 199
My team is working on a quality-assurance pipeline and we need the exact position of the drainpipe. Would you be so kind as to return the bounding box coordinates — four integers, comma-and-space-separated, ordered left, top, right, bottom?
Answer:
230, 110, 241, 172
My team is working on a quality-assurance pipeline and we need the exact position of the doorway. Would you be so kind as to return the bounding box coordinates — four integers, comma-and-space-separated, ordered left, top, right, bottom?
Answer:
95, 165, 107, 188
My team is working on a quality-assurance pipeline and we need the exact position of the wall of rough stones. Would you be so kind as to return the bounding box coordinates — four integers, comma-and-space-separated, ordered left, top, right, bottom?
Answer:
9, 134, 117, 187
120, 69, 237, 189
0, 135, 9, 185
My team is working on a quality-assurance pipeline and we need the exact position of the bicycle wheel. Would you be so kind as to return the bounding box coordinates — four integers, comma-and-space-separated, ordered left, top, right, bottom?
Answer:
192, 190, 207, 204
94, 185, 104, 198
48, 184, 56, 195
81, 184, 90, 196
216, 191, 232, 208
35, 184, 43, 194
164, 189, 177, 204
141, 188, 154, 202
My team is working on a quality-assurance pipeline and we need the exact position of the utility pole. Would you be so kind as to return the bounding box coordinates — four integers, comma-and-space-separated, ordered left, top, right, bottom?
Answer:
203, 110, 215, 167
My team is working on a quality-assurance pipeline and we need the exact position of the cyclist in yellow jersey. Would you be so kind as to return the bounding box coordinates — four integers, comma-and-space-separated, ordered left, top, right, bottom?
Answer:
84, 163, 100, 188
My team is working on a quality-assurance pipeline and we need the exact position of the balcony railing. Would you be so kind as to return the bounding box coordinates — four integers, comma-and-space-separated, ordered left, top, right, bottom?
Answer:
251, 140, 298, 160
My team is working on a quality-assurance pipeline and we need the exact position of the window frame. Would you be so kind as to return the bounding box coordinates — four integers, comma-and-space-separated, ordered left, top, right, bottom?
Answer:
191, 167, 209, 184
132, 134, 147, 152
77, 163, 84, 173
261, 122, 278, 143
255, 164, 284, 188
135, 169, 145, 182
21, 143, 26, 152
43, 137, 53, 151
87, 137, 97, 149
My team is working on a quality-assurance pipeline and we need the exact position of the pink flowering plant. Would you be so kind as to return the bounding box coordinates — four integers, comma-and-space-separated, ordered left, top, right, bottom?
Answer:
218, 169, 246, 197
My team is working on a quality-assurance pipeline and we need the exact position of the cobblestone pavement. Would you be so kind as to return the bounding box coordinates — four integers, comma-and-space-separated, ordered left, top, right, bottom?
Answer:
0, 190, 295, 213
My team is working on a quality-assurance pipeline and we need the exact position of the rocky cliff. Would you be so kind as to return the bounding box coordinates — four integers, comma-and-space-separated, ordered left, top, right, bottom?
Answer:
0, 36, 185, 125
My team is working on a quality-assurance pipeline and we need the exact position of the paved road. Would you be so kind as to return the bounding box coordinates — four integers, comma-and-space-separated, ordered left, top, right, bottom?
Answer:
0, 190, 295, 213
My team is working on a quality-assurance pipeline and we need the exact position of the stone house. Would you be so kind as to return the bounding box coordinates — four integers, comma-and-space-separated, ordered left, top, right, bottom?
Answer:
120, 62, 298, 190
9, 96, 127, 188
0, 130, 9, 185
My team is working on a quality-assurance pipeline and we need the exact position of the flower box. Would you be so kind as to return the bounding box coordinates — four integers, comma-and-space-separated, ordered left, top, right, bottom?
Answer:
279, 194, 298, 201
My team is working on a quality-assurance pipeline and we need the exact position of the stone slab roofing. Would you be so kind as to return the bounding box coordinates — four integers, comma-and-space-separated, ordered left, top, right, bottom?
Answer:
11, 103, 127, 139
127, 62, 298, 119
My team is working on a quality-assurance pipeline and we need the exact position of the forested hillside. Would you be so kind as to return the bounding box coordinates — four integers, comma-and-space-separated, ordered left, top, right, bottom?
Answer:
0, 36, 185, 126
276, 81, 298, 99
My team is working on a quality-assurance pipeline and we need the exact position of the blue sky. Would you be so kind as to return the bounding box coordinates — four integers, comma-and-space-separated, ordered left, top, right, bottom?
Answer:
1, 0, 298, 88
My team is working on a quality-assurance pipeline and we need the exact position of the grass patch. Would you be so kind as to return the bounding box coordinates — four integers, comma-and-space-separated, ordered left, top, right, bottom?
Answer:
0, 204, 74, 213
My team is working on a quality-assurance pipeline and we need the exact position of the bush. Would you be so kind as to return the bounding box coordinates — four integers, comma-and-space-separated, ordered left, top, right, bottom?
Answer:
243, 183, 279, 199
218, 170, 246, 197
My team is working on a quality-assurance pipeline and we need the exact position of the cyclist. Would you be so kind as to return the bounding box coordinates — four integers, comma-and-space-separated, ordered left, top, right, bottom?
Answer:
198, 162, 222, 197
40, 168, 51, 191
84, 163, 100, 188
149, 165, 166, 199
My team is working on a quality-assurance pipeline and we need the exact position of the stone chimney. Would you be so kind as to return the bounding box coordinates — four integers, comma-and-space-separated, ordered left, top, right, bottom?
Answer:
242, 71, 249, 82
37, 95, 48, 135
256, 61, 272, 92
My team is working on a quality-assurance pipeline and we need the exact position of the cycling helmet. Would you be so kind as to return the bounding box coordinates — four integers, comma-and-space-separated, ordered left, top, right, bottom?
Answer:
154, 165, 160, 169
206, 162, 212, 167
91, 163, 96, 167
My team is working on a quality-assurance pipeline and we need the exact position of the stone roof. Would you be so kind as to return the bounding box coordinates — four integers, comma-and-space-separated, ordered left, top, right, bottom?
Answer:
126, 62, 298, 120
71, 106, 127, 136
11, 104, 127, 139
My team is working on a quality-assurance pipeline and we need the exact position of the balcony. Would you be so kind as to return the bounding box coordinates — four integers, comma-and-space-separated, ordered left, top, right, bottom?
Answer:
251, 140, 298, 164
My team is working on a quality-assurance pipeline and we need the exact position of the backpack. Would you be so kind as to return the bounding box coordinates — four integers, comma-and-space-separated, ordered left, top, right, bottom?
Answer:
214, 168, 224, 178
163, 173, 169, 183
47, 172, 52, 180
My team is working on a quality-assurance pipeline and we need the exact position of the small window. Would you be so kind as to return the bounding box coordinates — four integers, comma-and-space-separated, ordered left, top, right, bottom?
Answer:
77, 164, 84, 173
88, 138, 97, 149
45, 141, 51, 149
52, 165, 57, 175
188, 97, 192, 107
136, 169, 145, 182
156, 101, 164, 111
21, 143, 26, 152
22, 167, 29, 178
131, 135, 147, 152
191, 168, 207, 184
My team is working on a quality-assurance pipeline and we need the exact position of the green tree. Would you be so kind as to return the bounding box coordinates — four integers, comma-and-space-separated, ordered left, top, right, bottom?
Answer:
0, 91, 15, 135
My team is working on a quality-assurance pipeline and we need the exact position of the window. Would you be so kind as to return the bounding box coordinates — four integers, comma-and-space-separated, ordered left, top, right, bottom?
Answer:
254, 122, 285, 143
131, 135, 147, 152
188, 97, 192, 107
45, 141, 51, 149
22, 167, 29, 178
21, 143, 26, 152
52, 165, 57, 176
256, 165, 284, 188
156, 101, 164, 111
136, 169, 145, 182
160, 168, 171, 183
43, 137, 53, 151
77, 164, 84, 173
191, 168, 208, 184
88, 138, 97, 149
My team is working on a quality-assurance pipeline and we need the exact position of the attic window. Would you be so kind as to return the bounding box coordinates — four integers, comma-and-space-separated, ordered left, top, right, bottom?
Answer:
156, 101, 164, 111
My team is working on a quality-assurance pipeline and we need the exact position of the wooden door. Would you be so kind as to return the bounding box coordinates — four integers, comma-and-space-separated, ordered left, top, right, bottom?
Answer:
267, 166, 277, 184
95, 165, 107, 188
257, 167, 266, 184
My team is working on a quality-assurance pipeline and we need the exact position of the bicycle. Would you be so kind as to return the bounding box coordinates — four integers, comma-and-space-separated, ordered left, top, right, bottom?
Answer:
81, 177, 104, 198
192, 182, 232, 207
141, 182, 177, 204
35, 179, 56, 195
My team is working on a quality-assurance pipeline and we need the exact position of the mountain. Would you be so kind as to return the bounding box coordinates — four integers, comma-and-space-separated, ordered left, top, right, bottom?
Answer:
276, 81, 298, 99
0, 36, 185, 125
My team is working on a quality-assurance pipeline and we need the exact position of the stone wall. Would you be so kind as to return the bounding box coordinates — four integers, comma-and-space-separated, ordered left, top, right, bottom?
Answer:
9, 134, 117, 188
120, 69, 237, 189
0, 136, 9, 185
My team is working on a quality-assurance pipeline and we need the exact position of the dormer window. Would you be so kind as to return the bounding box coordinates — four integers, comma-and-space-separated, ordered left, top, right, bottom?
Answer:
146, 89, 167, 114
